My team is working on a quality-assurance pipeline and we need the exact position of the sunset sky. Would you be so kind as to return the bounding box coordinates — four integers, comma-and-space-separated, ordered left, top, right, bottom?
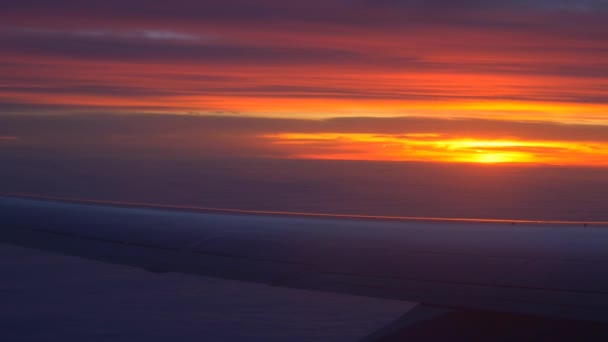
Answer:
1, 1, 608, 166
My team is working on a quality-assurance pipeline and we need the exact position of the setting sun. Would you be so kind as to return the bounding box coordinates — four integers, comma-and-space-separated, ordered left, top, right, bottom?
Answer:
468, 152, 531, 164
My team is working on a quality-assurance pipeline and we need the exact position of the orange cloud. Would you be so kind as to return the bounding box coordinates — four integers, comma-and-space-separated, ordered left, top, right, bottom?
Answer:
263, 133, 608, 166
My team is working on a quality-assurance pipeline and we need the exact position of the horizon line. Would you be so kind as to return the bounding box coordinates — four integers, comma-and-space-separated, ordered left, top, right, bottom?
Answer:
3, 193, 608, 227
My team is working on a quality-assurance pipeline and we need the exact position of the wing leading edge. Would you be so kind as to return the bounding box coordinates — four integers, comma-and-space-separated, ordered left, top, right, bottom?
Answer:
1, 196, 608, 322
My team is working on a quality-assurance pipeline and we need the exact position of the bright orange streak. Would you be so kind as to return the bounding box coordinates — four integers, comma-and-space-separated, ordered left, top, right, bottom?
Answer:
264, 133, 608, 166
173, 96, 608, 124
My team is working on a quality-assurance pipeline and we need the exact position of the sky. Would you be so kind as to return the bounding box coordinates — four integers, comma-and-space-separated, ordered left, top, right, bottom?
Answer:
1, 0, 608, 165
4, 4, 608, 340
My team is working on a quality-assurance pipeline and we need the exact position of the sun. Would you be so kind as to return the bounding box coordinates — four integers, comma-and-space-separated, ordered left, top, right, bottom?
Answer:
471, 152, 530, 164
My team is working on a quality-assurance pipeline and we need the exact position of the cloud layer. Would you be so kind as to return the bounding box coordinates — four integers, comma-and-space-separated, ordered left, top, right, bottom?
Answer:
0, 1, 607, 124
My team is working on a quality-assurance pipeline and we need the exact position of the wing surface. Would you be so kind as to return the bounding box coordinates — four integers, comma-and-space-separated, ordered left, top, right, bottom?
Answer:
2, 196, 608, 322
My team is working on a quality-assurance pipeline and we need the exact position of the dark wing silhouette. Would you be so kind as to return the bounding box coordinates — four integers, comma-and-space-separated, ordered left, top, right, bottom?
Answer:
2, 196, 608, 323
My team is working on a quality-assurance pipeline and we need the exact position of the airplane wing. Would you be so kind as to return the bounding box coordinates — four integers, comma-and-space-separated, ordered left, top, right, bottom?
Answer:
2, 195, 608, 324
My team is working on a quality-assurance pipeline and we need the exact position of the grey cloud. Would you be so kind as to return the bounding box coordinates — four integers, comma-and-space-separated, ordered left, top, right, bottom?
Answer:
0, 29, 370, 66
2, 1, 607, 34
357, 0, 608, 10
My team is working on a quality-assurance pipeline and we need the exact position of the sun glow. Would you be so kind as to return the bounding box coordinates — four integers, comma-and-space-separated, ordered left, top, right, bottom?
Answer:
264, 133, 608, 166
469, 152, 531, 164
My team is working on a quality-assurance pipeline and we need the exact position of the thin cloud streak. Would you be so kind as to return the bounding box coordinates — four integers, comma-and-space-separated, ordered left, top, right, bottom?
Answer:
264, 132, 608, 165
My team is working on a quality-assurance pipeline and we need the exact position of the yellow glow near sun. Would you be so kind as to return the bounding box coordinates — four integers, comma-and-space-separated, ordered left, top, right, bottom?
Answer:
434, 139, 537, 164
469, 152, 532, 164
263, 133, 608, 166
